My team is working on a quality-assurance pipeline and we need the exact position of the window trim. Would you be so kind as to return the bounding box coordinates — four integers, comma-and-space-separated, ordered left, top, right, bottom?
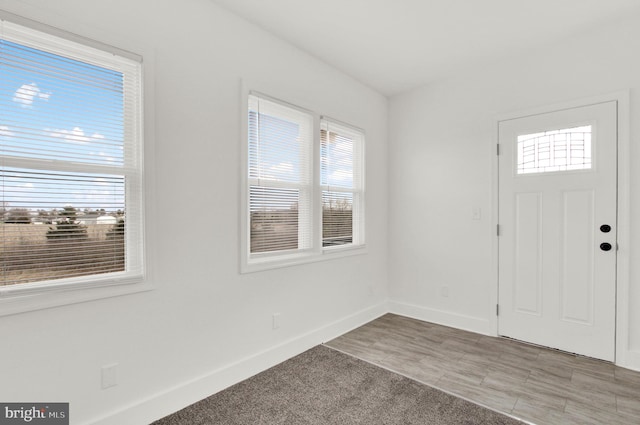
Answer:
0, 12, 149, 315
240, 88, 366, 273
0, 10, 141, 62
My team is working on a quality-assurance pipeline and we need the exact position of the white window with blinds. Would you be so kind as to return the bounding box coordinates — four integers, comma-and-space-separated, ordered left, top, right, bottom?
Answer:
321, 118, 365, 248
0, 17, 144, 297
242, 92, 365, 272
247, 94, 313, 258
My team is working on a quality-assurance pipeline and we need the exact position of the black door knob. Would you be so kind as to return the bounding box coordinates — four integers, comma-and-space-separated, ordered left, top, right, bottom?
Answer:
600, 224, 612, 233
600, 243, 612, 251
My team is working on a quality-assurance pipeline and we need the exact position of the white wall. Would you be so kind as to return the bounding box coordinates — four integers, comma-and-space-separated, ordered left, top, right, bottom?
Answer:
389, 12, 640, 366
5, 0, 639, 422
0, 1, 388, 424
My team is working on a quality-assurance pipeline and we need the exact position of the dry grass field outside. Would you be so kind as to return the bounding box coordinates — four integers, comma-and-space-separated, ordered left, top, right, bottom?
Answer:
0, 223, 124, 286
250, 208, 353, 252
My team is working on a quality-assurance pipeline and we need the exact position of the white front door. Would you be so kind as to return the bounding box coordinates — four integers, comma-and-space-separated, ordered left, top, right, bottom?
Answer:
498, 101, 617, 361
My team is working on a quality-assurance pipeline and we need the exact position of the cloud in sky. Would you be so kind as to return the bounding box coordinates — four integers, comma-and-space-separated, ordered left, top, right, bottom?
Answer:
330, 169, 353, 182
269, 162, 294, 174
49, 127, 100, 145
0, 125, 14, 137
12, 83, 51, 107
94, 151, 117, 163
46, 127, 120, 165
261, 162, 295, 180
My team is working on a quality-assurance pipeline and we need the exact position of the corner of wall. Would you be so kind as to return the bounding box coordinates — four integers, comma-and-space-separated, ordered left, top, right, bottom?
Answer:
387, 300, 492, 336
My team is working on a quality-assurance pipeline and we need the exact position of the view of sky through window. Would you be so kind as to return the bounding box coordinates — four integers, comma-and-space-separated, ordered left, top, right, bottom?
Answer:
0, 38, 126, 213
321, 130, 354, 189
249, 111, 301, 186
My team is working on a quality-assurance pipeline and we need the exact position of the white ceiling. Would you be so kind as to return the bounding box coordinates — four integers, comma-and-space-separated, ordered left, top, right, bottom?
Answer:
211, 0, 640, 96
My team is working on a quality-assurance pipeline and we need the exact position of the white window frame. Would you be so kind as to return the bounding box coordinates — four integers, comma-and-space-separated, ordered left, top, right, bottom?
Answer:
247, 93, 314, 260
241, 90, 366, 273
0, 12, 148, 315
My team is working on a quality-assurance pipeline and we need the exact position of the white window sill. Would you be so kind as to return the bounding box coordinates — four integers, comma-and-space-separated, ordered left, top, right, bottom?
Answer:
241, 244, 367, 274
0, 277, 152, 317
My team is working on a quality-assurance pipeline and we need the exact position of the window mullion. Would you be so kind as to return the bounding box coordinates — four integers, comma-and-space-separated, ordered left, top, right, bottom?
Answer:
312, 114, 322, 254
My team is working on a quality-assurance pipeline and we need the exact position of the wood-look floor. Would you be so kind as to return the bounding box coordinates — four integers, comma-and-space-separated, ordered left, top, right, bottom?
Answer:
324, 314, 640, 425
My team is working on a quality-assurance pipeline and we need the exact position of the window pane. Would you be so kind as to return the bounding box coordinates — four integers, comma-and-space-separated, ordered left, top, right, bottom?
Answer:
0, 169, 125, 285
517, 125, 592, 174
320, 119, 363, 248
322, 191, 353, 247
0, 39, 125, 166
250, 186, 299, 253
321, 129, 354, 188
249, 111, 306, 183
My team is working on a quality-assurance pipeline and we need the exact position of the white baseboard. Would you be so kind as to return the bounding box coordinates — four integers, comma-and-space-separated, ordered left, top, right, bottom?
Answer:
619, 350, 640, 372
388, 300, 492, 336
86, 299, 640, 424
87, 302, 387, 425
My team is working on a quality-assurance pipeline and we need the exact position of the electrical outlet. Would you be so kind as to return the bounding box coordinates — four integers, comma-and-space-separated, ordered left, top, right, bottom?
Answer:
472, 207, 481, 220
101, 363, 118, 389
440, 286, 449, 298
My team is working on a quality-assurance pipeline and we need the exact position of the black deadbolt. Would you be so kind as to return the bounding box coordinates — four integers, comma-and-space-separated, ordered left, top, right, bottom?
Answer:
600, 224, 612, 233
600, 243, 613, 251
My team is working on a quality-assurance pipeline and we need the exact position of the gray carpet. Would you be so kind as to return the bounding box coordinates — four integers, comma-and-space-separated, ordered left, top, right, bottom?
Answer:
153, 345, 524, 424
